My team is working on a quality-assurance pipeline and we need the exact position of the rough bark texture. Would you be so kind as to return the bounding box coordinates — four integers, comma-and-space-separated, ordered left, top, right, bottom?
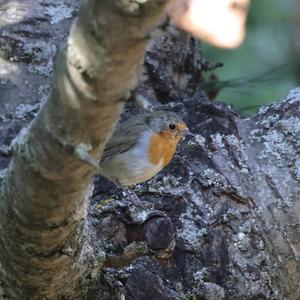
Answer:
89, 33, 300, 298
0, 0, 169, 299
88, 28, 300, 300
0, 1, 300, 300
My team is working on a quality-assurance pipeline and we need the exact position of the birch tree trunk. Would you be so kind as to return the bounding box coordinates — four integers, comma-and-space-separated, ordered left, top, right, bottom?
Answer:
0, 0, 168, 298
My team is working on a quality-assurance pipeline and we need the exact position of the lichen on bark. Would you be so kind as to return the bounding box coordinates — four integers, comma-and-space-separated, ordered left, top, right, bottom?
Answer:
1, 1, 300, 299
87, 28, 300, 299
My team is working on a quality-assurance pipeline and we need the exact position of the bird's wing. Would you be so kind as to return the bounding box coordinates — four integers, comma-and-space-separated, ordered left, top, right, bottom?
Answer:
101, 116, 150, 161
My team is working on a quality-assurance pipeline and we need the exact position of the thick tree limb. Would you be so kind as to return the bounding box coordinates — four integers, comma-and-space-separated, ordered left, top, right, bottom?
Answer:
0, 0, 168, 298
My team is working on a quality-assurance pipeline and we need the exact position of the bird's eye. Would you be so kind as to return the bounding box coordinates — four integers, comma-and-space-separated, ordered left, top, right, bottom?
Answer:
169, 123, 176, 131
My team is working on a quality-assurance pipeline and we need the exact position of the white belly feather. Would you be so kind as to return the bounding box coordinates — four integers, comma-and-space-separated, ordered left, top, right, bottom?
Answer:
99, 130, 163, 186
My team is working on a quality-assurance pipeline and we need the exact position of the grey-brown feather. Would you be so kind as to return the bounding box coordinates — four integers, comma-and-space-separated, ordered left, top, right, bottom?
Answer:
100, 111, 184, 161
145, 111, 184, 133
99, 111, 185, 186
100, 115, 150, 161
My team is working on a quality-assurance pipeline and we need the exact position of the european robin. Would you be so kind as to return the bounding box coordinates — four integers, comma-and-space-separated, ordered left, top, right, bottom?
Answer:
99, 111, 193, 188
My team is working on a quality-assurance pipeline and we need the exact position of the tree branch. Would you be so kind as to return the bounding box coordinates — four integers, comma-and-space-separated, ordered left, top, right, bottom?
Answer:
0, 0, 169, 298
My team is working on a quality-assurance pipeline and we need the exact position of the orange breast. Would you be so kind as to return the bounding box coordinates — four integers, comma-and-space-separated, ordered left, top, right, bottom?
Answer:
148, 131, 181, 167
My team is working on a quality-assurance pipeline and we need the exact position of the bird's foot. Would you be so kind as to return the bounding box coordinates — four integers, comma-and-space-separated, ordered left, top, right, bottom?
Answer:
111, 179, 166, 222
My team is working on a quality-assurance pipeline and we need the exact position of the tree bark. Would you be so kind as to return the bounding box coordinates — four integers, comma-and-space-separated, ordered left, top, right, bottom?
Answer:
88, 28, 300, 300
0, 0, 168, 298
1, 1, 300, 300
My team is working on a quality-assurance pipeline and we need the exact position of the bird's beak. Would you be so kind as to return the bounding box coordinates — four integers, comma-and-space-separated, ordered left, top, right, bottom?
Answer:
182, 129, 195, 138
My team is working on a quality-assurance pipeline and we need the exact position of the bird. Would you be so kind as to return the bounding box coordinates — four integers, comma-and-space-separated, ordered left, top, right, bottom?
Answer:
98, 111, 193, 203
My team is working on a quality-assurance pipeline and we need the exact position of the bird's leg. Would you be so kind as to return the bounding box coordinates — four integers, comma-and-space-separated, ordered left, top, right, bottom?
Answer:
112, 179, 164, 219
123, 186, 142, 204
113, 179, 142, 205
